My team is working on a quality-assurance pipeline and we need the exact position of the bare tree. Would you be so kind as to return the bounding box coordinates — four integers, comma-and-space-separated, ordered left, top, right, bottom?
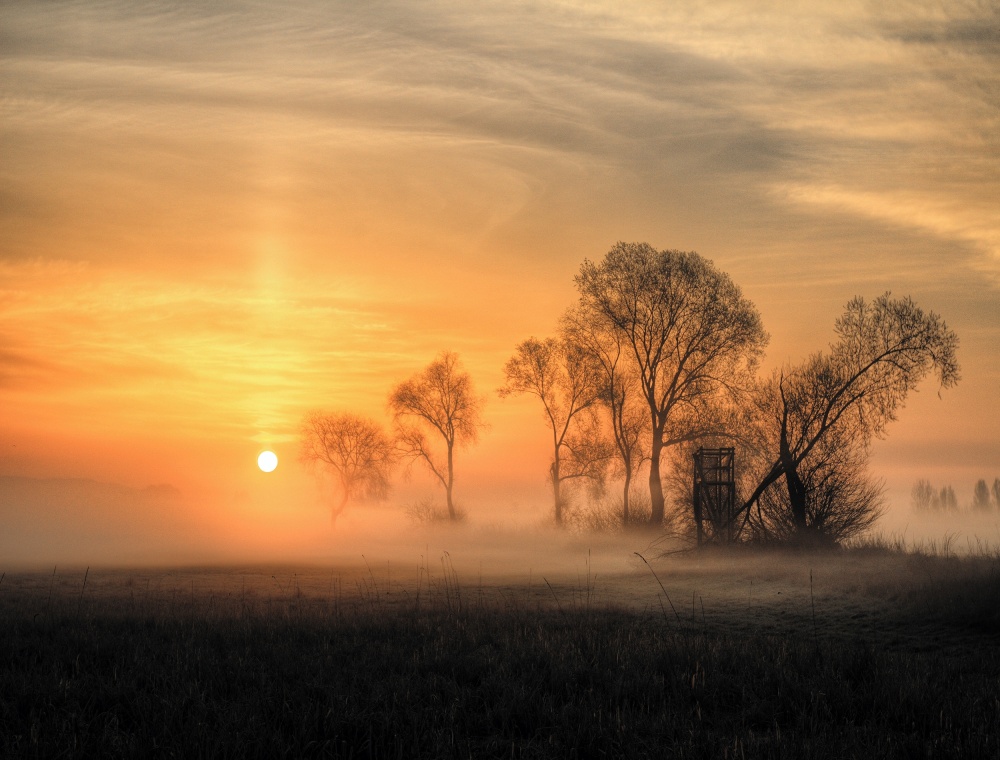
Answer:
575, 242, 768, 526
912, 479, 935, 511
993, 478, 1000, 510
563, 307, 649, 527
744, 422, 884, 543
299, 411, 396, 521
972, 479, 992, 511
938, 485, 958, 512
499, 336, 611, 525
388, 351, 485, 521
740, 293, 960, 541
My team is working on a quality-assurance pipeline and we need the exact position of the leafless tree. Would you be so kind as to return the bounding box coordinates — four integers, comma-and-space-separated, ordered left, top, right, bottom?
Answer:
743, 422, 884, 543
299, 411, 396, 521
563, 307, 649, 527
910, 479, 961, 512
938, 485, 959, 512
740, 293, 960, 542
972, 479, 992, 511
499, 336, 611, 525
575, 242, 768, 526
912, 479, 935, 511
388, 351, 485, 521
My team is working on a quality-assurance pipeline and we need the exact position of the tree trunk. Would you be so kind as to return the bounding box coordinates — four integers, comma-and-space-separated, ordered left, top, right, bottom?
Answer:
446, 441, 456, 520
784, 465, 808, 534
551, 458, 562, 525
333, 479, 350, 524
622, 469, 632, 527
648, 430, 665, 527
779, 426, 807, 535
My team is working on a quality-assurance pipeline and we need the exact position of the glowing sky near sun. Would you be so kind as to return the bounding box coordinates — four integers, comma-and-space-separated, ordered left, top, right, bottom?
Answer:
1, 0, 998, 553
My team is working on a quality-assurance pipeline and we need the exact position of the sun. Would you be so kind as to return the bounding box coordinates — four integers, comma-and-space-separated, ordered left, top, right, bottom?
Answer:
257, 450, 278, 472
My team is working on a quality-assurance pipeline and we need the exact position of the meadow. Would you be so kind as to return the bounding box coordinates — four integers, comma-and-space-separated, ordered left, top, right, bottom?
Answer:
2, 539, 999, 758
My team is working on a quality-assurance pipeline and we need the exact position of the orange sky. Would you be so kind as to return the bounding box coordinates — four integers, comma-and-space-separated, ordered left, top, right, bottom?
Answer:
1, 1, 998, 560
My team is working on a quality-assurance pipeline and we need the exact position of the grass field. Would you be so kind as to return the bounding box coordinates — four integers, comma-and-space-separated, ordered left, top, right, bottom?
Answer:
2, 542, 1000, 758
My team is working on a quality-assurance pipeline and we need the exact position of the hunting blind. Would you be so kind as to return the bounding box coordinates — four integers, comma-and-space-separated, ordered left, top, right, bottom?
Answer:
693, 447, 736, 545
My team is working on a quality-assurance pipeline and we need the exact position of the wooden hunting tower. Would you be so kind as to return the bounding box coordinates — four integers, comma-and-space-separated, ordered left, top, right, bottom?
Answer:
693, 447, 736, 545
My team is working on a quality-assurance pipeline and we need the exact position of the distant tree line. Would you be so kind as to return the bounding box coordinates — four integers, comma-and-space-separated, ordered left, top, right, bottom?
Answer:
912, 478, 1000, 513
300, 242, 960, 545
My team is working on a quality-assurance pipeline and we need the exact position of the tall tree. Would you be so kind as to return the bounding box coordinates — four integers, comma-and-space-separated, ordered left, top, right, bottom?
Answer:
911, 479, 935, 511
972, 479, 991, 511
938, 485, 958, 512
499, 336, 610, 525
575, 242, 768, 526
993, 478, 1000, 510
388, 351, 485, 520
563, 307, 648, 526
740, 293, 959, 540
299, 411, 396, 521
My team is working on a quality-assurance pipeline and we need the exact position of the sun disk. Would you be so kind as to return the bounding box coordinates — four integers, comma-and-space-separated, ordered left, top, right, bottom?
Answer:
257, 450, 278, 472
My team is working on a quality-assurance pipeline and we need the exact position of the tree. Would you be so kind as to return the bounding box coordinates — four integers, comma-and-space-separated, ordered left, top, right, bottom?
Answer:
740, 293, 960, 541
972, 479, 991, 511
912, 479, 934, 511
744, 420, 884, 543
575, 242, 768, 526
499, 336, 611, 525
938, 485, 958, 512
563, 307, 649, 527
994, 478, 1000, 510
299, 411, 396, 521
388, 351, 485, 520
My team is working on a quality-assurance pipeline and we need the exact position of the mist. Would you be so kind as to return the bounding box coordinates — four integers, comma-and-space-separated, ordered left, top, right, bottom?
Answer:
0, 470, 662, 579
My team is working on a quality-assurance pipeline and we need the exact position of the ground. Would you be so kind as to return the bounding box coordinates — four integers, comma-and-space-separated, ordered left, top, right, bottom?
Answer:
2, 542, 999, 758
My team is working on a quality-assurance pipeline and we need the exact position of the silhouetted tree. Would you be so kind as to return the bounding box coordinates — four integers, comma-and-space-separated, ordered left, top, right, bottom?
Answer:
389, 351, 485, 520
300, 411, 396, 521
994, 478, 1000, 510
938, 485, 958, 512
743, 422, 884, 543
912, 479, 935, 511
562, 307, 649, 527
740, 293, 960, 542
500, 336, 611, 524
575, 242, 768, 526
973, 479, 991, 511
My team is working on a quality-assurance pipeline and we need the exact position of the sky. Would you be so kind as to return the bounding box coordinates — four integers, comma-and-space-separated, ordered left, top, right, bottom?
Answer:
1, 0, 998, 561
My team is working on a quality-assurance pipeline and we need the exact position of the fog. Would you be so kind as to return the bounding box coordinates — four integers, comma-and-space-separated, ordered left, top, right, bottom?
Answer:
3, 468, 998, 574
0, 473, 645, 573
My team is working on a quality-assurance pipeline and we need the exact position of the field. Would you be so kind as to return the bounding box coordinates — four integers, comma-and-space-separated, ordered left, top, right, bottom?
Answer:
2, 541, 1000, 758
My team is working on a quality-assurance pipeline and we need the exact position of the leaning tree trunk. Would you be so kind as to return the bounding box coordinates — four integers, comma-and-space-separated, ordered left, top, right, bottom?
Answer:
778, 429, 808, 536
784, 465, 808, 534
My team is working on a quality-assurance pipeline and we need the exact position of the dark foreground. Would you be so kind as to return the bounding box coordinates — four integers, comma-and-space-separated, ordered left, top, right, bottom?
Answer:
2, 550, 1000, 758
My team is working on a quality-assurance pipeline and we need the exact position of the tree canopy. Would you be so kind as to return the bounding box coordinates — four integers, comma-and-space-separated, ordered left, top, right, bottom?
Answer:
740, 293, 960, 540
574, 242, 768, 526
299, 411, 396, 522
500, 335, 609, 524
389, 351, 485, 521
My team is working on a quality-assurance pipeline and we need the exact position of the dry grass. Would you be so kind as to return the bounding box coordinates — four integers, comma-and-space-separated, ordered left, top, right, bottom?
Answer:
2, 545, 999, 758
